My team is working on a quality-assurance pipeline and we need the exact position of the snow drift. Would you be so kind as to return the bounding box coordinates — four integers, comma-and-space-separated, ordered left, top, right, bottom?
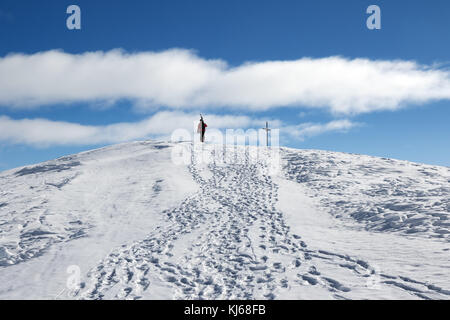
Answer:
0, 141, 448, 299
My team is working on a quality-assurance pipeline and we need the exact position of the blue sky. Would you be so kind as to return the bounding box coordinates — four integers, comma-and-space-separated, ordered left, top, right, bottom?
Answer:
0, 0, 449, 170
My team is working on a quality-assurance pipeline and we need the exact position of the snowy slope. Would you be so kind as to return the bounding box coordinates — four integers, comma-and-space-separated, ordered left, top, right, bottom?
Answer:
0, 141, 448, 300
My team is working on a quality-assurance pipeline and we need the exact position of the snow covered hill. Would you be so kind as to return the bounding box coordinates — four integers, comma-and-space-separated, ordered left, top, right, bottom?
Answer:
0, 141, 448, 300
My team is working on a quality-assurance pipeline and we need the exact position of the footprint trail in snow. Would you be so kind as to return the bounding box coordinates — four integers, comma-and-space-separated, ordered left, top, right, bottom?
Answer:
77, 145, 449, 300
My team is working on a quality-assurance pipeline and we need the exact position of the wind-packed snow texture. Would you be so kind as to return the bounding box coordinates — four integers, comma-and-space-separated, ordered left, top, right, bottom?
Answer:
0, 141, 448, 299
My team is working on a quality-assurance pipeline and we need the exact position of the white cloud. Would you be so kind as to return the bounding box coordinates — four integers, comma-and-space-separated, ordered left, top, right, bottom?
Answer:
0, 112, 280, 147
1, 49, 450, 114
284, 119, 361, 141
0, 111, 358, 147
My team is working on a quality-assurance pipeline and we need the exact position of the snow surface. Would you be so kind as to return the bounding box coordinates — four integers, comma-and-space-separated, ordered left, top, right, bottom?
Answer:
0, 141, 448, 300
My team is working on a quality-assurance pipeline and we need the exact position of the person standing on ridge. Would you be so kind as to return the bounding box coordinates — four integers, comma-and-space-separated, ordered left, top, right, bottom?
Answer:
197, 115, 207, 143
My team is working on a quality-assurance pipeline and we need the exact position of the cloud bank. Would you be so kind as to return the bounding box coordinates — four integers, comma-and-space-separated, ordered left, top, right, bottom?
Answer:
1, 49, 450, 114
0, 112, 281, 147
285, 119, 361, 141
0, 112, 354, 147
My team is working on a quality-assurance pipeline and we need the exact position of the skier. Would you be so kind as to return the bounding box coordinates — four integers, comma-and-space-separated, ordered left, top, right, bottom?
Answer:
197, 115, 207, 143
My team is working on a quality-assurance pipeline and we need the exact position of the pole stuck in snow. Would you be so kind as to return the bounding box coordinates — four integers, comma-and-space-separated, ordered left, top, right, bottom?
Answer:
262, 121, 271, 147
